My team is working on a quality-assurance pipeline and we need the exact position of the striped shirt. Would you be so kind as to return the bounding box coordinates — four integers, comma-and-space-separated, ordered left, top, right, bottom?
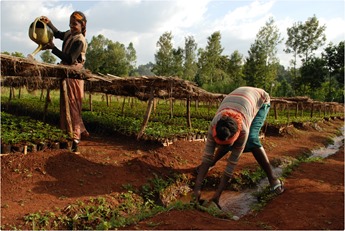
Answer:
202, 86, 270, 177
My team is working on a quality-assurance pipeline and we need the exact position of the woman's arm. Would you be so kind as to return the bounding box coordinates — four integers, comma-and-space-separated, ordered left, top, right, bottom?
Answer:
52, 40, 83, 65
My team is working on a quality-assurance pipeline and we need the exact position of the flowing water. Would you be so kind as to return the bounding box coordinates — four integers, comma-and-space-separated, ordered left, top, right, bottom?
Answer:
218, 126, 344, 219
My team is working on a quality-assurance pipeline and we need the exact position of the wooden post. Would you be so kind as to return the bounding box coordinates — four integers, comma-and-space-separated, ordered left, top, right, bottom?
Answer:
310, 103, 314, 118
89, 92, 93, 112
286, 103, 290, 123
18, 87, 22, 99
319, 104, 321, 117
60, 79, 73, 138
186, 97, 192, 129
137, 88, 154, 139
274, 103, 278, 120
169, 84, 174, 119
9, 86, 14, 101
43, 87, 51, 122
121, 97, 126, 115
40, 88, 44, 101
153, 98, 157, 114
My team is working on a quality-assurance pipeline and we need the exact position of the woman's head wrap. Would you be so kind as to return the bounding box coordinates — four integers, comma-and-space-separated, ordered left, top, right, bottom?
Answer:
70, 11, 87, 36
212, 109, 242, 145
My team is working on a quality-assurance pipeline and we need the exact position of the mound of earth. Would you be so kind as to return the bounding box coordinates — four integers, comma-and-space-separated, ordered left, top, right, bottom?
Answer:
1, 118, 344, 230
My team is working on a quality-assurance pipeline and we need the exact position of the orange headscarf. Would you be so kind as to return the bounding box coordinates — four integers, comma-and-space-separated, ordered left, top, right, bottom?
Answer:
212, 109, 243, 145
70, 11, 87, 36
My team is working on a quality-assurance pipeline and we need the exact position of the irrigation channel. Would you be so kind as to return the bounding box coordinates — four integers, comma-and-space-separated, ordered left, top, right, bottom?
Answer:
215, 126, 345, 220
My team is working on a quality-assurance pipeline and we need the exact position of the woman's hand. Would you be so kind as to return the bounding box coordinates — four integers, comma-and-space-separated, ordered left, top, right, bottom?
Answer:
41, 41, 55, 50
40, 16, 50, 24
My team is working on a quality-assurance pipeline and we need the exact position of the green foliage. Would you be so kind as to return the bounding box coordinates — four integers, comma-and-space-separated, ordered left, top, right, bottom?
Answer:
152, 31, 174, 76
135, 62, 155, 76
183, 36, 198, 81
285, 15, 326, 64
85, 34, 134, 76
4, 15, 343, 102
197, 31, 225, 86
21, 174, 193, 230
40, 50, 56, 64
322, 41, 345, 102
1, 88, 342, 145
2, 51, 25, 57
244, 17, 282, 90
0, 111, 68, 146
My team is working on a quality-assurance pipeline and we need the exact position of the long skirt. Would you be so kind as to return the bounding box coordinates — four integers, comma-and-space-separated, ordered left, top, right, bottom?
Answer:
60, 78, 88, 140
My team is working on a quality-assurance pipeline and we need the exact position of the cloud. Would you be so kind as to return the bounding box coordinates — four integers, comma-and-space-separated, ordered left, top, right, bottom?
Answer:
86, 0, 210, 64
1, 0, 74, 56
1, 0, 343, 67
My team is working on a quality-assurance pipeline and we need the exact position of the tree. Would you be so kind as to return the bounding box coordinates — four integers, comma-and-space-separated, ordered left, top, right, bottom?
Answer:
275, 79, 294, 97
322, 41, 344, 102
2, 51, 25, 58
244, 17, 282, 90
285, 15, 326, 64
197, 31, 224, 86
85, 34, 109, 73
299, 56, 327, 96
300, 15, 327, 63
285, 21, 302, 77
126, 42, 137, 76
227, 50, 245, 90
85, 34, 132, 76
182, 36, 198, 82
40, 50, 56, 64
136, 62, 155, 76
243, 43, 267, 88
103, 41, 129, 76
172, 47, 184, 78
285, 15, 326, 94
152, 31, 174, 76
275, 65, 294, 97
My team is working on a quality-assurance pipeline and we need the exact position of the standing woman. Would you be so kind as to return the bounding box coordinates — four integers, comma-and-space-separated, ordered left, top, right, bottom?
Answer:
41, 11, 89, 154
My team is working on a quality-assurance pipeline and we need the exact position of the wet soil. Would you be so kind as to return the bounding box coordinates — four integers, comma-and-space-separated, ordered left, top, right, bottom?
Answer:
1, 118, 344, 230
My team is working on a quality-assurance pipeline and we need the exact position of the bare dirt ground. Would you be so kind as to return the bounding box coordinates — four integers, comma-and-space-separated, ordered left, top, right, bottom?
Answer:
1, 118, 344, 230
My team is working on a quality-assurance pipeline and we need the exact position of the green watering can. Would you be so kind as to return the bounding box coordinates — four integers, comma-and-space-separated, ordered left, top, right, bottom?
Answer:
28, 17, 54, 57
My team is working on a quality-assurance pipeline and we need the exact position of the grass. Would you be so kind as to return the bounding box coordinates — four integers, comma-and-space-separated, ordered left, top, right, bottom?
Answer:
1, 87, 342, 145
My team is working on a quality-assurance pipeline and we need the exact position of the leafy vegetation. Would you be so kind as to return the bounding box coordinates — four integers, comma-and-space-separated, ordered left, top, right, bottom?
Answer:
3, 14, 344, 102
1, 87, 342, 147
16, 174, 194, 230
0, 111, 68, 148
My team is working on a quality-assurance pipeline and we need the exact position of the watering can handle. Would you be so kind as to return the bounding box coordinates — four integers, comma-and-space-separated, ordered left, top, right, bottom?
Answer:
31, 17, 41, 40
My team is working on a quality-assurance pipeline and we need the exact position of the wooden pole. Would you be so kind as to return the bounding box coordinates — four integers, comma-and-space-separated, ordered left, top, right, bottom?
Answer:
286, 104, 290, 123
274, 103, 278, 120
43, 87, 51, 122
121, 97, 126, 115
18, 87, 22, 99
169, 84, 173, 118
60, 79, 73, 138
89, 92, 93, 112
137, 88, 154, 139
40, 88, 44, 101
310, 103, 314, 118
186, 97, 192, 129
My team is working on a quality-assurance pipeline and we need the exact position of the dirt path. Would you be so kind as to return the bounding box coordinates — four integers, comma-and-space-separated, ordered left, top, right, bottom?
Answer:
1, 119, 344, 230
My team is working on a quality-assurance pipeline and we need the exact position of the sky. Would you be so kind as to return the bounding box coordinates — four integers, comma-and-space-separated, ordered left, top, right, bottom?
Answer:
1, 0, 344, 68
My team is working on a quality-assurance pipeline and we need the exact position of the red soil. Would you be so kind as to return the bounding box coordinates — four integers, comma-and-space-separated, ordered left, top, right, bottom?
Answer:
1, 119, 344, 230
